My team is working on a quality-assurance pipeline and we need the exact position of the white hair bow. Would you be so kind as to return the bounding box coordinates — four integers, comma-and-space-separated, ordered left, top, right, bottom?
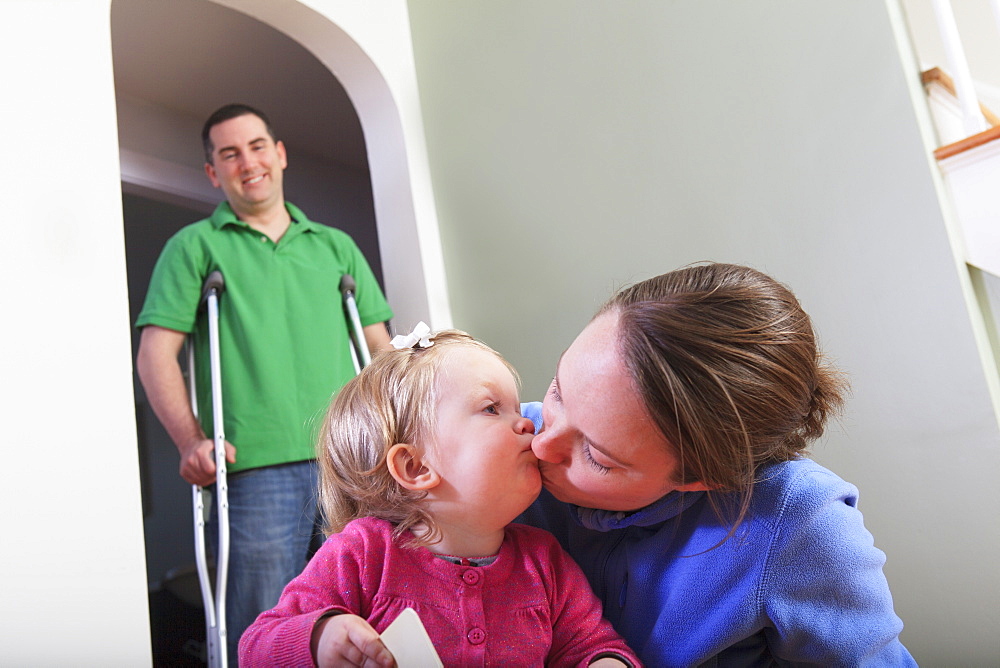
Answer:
390, 321, 434, 350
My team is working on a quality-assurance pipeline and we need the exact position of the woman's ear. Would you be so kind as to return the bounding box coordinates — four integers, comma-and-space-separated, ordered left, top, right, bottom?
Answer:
676, 480, 713, 492
387, 443, 440, 491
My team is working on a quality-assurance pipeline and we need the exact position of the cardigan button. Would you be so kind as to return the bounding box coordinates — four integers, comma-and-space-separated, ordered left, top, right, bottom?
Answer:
467, 627, 486, 645
462, 569, 481, 585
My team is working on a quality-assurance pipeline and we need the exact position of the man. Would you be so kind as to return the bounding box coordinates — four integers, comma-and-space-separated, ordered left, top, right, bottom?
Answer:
136, 103, 393, 663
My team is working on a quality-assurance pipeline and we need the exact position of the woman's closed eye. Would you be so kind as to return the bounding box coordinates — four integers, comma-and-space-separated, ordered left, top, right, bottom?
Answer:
548, 378, 562, 403
583, 442, 612, 474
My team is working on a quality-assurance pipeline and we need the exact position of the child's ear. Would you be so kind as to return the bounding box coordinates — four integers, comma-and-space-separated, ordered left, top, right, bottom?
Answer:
387, 443, 440, 491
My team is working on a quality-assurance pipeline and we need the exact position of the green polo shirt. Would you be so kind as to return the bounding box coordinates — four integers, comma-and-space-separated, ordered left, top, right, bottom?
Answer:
137, 201, 393, 472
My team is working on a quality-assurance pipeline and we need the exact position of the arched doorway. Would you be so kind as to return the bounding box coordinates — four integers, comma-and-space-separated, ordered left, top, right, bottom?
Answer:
111, 0, 443, 660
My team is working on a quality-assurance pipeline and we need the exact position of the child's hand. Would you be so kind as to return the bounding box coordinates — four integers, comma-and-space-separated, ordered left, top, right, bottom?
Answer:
312, 613, 396, 667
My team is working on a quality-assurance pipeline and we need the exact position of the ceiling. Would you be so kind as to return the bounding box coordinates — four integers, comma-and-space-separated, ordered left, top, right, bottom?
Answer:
110, 0, 368, 170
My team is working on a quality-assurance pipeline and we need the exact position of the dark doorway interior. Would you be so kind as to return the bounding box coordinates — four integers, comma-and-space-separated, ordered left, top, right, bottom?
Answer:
124, 191, 213, 664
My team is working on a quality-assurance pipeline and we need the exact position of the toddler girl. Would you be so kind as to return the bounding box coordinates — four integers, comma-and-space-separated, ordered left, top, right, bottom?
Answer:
239, 326, 639, 667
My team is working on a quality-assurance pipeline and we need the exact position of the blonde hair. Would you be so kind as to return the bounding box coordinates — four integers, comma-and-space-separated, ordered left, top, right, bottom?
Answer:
316, 329, 516, 546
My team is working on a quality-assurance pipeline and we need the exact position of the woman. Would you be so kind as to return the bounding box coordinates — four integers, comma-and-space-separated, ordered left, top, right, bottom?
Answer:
519, 263, 916, 666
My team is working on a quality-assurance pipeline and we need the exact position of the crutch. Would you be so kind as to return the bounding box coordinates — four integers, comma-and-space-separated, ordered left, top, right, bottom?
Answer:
340, 274, 372, 372
187, 270, 229, 668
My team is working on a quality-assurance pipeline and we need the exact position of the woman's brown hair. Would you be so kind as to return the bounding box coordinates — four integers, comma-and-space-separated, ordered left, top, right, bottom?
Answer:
603, 263, 847, 527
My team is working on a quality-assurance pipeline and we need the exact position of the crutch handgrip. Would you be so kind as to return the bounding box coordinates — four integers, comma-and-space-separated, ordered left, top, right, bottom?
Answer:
338, 274, 356, 297
340, 274, 372, 369
201, 270, 226, 304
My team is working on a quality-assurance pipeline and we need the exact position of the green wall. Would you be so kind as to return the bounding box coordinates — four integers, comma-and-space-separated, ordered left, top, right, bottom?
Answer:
408, 0, 1000, 663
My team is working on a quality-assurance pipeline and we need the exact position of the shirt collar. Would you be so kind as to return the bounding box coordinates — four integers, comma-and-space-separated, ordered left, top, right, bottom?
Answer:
209, 200, 320, 235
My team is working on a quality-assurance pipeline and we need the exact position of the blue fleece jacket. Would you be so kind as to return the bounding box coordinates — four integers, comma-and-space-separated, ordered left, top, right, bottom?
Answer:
518, 402, 915, 667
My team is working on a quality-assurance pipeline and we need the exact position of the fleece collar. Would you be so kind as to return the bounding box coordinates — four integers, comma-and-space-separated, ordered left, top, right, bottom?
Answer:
572, 490, 705, 531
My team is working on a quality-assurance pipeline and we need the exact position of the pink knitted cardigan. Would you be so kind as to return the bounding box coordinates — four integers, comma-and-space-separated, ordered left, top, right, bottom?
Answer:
239, 517, 640, 667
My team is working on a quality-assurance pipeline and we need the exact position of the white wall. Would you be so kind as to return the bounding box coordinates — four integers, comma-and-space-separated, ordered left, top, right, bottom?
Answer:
0, 1, 152, 664
407, 0, 1000, 664
0, 0, 446, 664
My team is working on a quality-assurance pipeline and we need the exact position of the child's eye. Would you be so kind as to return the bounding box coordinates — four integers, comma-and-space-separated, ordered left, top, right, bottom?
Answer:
483, 403, 499, 415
